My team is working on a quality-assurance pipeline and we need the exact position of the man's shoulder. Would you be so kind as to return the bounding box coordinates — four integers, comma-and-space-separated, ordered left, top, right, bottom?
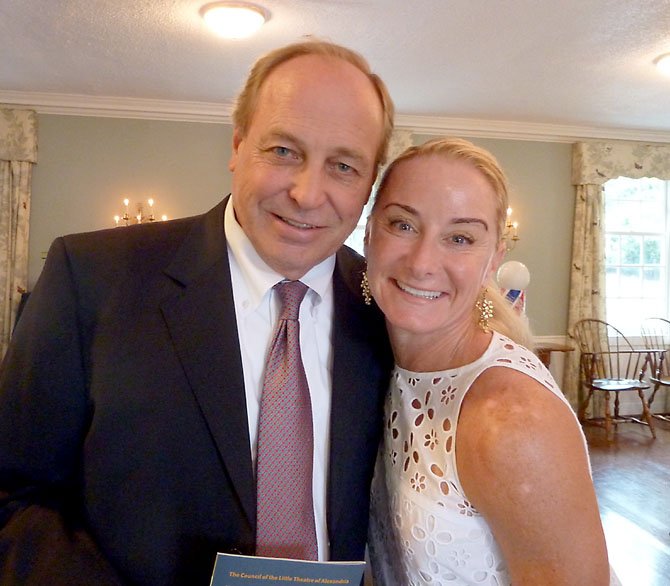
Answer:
334, 245, 366, 296
334, 245, 388, 330
61, 214, 199, 253
60, 199, 228, 255
56, 199, 228, 274
335, 244, 365, 274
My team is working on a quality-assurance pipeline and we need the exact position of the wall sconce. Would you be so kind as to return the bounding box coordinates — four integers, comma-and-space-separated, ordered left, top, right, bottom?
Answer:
502, 206, 520, 251
114, 198, 168, 227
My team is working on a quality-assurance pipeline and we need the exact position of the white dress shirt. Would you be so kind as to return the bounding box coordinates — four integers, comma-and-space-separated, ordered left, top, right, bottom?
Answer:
224, 198, 334, 561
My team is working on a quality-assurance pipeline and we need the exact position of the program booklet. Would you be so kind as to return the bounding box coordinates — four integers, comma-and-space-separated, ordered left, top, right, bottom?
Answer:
209, 552, 365, 586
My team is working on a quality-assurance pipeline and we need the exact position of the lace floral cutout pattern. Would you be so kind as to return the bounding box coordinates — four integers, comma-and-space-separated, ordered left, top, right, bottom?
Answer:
371, 333, 571, 586
440, 384, 458, 405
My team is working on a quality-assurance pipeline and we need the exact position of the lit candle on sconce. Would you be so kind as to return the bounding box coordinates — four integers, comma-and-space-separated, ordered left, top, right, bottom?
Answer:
503, 206, 520, 251
116, 198, 130, 226
114, 197, 167, 227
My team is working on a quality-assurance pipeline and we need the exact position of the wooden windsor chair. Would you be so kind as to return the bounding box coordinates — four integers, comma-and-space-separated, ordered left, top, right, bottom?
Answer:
572, 318, 655, 441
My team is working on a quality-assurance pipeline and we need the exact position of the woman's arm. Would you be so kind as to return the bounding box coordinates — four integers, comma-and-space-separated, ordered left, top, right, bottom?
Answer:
457, 367, 610, 586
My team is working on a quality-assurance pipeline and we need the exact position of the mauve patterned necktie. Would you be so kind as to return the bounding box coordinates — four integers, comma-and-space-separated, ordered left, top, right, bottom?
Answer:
255, 280, 318, 560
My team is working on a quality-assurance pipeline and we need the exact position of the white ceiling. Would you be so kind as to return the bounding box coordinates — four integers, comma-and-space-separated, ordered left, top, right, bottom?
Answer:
2, 0, 670, 142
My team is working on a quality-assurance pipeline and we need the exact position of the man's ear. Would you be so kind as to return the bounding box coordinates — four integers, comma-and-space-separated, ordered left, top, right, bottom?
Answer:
229, 128, 244, 172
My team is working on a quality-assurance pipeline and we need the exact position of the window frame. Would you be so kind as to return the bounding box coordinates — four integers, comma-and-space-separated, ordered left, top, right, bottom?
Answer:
603, 177, 670, 337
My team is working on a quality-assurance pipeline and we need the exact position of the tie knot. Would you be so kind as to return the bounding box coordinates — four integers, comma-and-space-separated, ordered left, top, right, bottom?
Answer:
275, 280, 308, 321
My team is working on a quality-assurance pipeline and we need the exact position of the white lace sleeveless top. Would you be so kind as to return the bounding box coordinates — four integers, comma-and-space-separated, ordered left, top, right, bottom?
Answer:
369, 333, 573, 586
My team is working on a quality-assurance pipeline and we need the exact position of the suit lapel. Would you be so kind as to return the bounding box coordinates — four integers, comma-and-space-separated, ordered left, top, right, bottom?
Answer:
160, 198, 256, 526
327, 250, 391, 547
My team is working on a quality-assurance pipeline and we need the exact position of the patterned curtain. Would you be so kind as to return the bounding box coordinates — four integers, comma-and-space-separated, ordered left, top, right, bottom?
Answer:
564, 141, 670, 409
0, 108, 37, 359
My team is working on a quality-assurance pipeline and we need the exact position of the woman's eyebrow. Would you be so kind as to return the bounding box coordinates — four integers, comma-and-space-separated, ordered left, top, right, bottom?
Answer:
382, 202, 418, 214
383, 203, 489, 231
453, 217, 489, 231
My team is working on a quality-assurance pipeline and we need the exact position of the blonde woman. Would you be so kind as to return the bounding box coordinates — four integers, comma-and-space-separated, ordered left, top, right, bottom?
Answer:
366, 138, 613, 585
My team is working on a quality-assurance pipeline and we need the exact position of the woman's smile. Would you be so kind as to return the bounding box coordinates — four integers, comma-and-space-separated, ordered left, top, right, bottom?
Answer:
395, 280, 444, 300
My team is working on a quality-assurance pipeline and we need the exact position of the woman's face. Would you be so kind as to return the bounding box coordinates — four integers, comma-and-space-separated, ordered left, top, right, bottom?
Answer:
366, 154, 504, 340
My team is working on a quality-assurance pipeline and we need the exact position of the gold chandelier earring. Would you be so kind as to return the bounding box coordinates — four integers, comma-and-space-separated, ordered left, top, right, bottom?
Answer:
361, 270, 372, 305
475, 288, 494, 332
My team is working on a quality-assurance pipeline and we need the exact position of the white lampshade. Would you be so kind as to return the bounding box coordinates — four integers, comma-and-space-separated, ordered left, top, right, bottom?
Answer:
200, 2, 268, 39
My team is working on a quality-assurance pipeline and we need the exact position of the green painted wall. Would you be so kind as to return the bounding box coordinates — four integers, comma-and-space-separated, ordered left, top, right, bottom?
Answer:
29, 115, 574, 335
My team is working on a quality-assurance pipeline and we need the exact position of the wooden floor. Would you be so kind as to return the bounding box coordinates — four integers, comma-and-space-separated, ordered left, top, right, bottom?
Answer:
585, 418, 670, 586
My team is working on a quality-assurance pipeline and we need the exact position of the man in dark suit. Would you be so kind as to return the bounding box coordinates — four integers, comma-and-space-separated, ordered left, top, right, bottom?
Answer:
0, 40, 395, 585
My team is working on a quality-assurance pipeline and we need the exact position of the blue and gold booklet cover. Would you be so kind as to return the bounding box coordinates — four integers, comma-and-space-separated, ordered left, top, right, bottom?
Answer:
210, 553, 365, 586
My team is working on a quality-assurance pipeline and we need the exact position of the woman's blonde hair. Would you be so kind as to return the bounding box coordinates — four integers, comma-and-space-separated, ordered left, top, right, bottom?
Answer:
373, 137, 534, 349
232, 39, 395, 168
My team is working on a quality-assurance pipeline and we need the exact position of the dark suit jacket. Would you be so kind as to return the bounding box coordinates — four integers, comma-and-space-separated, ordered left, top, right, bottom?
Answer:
0, 198, 393, 586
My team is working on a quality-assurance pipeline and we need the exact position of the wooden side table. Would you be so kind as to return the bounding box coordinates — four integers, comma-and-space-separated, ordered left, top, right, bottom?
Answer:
535, 342, 574, 368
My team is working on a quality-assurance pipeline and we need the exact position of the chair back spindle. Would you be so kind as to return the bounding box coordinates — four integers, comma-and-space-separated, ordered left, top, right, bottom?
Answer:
640, 317, 670, 422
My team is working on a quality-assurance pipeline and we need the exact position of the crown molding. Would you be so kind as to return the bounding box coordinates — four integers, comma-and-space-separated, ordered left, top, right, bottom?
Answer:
396, 114, 670, 144
0, 91, 233, 123
3, 90, 670, 143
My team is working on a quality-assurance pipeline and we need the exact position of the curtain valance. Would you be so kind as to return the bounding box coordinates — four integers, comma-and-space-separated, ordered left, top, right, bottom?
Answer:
0, 108, 38, 163
572, 141, 670, 185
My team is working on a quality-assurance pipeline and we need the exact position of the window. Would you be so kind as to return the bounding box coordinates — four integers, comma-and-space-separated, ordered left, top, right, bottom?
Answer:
345, 199, 374, 255
604, 177, 669, 335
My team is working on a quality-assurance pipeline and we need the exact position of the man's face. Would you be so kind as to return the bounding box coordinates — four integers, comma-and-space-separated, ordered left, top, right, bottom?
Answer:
229, 54, 384, 280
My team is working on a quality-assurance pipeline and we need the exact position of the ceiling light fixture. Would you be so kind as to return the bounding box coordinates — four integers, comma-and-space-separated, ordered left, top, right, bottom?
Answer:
653, 53, 670, 76
200, 2, 269, 39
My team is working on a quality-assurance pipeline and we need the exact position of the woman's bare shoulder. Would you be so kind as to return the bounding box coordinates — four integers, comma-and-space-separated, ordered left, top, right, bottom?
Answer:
454, 365, 609, 585
456, 365, 590, 506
